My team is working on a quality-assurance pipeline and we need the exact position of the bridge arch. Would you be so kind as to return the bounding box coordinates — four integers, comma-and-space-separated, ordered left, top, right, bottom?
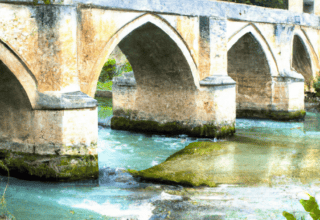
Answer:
0, 40, 38, 109
290, 28, 320, 89
227, 24, 279, 77
227, 24, 277, 112
88, 13, 199, 97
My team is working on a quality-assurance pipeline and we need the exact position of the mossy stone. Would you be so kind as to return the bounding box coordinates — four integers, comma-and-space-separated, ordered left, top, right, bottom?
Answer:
237, 109, 306, 121
111, 116, 235, 138
128, 142, 231, 187
0, 150, 98, 182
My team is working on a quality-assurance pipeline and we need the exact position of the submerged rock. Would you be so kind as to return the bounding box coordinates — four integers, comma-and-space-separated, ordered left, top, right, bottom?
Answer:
129, 142, 228, 187
130, 134, 320, 187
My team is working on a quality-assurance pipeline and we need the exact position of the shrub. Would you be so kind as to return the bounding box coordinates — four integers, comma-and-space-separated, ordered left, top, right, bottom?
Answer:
283, 192, 320, 220
99, 59, 117, 82
99, 59, 132, 83
97, 81, 113, 91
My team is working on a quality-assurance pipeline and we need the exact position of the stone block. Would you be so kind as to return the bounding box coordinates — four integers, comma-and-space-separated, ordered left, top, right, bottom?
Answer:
289, 0, 304, 13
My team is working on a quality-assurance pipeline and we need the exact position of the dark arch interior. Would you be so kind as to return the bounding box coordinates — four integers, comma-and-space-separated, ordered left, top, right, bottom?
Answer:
0, 60, 32, 139
118, 22, 195, 89
292, 35, 313, 90
0, 61, 32, 109
228, 33, 272, 112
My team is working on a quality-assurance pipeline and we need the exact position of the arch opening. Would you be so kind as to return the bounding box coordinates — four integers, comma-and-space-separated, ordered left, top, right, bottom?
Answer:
228, 33, 272, 112
96, 21, 198, 125
292, 35, 313, 91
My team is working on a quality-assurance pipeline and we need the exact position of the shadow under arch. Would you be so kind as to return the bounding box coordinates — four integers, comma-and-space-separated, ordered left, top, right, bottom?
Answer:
228, 24, 279, 77
290, 28, 320, 89
227, 25, 274, 113
0, 40, 38, 109
87, 13, 199, 97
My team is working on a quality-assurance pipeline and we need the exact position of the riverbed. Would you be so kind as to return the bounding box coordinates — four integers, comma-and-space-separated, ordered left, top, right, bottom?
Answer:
1, 98, 320, 219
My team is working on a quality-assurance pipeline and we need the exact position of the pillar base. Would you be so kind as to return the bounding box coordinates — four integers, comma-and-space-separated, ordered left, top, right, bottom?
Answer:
0, 91, 99, 181
236, 109, 306, 121
111, 116, 235, 138
0, 141, 98, 182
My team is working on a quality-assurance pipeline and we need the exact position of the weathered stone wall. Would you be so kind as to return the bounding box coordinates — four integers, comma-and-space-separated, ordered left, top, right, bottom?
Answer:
112, 77, 236, 137
0, 3, 79, 93
272, 78, 305, 112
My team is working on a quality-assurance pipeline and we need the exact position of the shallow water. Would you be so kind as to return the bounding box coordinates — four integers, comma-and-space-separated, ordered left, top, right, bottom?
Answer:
2, 98, 320, 219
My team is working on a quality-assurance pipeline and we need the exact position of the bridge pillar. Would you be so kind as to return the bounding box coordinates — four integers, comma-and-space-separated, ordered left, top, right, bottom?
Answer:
272, 76, 305, 117
288, 0, 303, 13
198, 17, 236, 130
0, 88, 99, 181
111, 17, 236, 138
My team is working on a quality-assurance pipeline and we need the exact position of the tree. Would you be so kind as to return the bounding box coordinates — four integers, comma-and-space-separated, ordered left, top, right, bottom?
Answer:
33, 0, 56, 5
225, 0, 288, 9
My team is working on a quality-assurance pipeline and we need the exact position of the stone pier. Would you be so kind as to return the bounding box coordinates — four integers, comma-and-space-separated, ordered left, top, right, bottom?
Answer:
0, 42, 98, 181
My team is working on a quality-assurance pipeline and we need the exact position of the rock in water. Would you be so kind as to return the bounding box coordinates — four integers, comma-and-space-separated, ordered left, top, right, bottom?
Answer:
129, 142, 228, 187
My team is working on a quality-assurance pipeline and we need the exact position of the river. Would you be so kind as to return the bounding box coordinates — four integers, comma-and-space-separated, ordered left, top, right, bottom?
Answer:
1, 97, 320, 219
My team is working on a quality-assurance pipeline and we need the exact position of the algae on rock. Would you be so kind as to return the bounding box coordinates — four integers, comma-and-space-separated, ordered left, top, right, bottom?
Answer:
0, 149, 98, 182
129, 142, 228, 187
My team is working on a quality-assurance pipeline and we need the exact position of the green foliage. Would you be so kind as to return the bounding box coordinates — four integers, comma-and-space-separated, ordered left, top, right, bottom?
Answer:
283, 211, 297, 220
122, 62, 133, 72
313, 75, 320, 97
33, 0, 56, 5
95, 97, 113, 119
225, 0, 288, 9
98, 105, 113, 119
97, 81, 113, 91
99, 59, 132, 83
283, 192, 320, 220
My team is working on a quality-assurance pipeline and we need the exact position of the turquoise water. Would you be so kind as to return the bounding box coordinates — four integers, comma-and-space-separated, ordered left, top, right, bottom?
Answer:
1, 99, 320, 219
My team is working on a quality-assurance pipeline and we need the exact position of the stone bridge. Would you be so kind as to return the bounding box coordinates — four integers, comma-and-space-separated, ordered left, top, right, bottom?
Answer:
0, 0, 320, 180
